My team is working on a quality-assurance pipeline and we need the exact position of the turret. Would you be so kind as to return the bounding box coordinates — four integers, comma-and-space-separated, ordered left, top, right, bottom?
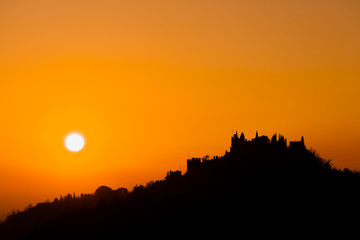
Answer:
240, 132, 245, 142
289, 136, 305, 151
271, 133, 277, 143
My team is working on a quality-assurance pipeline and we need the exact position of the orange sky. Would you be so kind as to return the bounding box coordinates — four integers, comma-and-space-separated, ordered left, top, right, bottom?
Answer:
0, 0, 359, 219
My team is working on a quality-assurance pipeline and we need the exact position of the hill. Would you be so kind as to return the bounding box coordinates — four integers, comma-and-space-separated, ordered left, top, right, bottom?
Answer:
1, 132, 360, 238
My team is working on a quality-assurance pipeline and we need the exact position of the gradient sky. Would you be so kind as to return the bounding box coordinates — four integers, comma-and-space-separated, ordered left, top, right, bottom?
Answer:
0, 0, 359, 219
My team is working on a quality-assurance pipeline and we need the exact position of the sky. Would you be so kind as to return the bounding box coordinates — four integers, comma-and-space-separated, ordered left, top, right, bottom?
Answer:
0, 0, 359, 219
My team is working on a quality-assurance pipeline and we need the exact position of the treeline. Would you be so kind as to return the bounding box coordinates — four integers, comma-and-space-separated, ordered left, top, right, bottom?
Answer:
1, 147, 360, 238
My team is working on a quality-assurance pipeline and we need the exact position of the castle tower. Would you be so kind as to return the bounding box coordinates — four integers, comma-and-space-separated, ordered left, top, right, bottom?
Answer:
240, 132, 245, 142
271, 133, 277, 143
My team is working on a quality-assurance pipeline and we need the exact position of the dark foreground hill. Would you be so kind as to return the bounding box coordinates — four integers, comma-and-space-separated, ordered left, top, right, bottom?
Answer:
1, 132, 360, 238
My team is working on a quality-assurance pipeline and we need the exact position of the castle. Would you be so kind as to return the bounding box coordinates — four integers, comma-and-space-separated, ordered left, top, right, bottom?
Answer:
187, 131, 305, 174
231, 131, 305, 152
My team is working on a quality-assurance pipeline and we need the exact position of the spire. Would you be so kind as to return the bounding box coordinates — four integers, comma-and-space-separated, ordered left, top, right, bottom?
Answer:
256, 131, 258, 138
240, 132, 245, 142
233, 131, 239, 139
271, 133, 277, 143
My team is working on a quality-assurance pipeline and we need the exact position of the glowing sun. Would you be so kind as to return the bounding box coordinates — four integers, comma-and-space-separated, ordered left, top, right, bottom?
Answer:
64, 133, 85, 152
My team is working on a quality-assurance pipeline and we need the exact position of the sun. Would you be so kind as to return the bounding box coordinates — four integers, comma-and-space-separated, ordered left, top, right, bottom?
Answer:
64, 133, 85, 152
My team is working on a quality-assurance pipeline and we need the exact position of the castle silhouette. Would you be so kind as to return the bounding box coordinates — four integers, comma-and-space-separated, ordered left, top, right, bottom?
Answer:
187, 131, 305, 174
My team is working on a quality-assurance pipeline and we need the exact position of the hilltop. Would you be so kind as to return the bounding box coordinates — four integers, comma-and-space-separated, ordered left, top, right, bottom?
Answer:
1, 132, 360, 238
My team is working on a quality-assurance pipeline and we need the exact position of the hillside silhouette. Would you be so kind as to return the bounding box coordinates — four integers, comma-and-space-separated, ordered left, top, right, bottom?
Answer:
1, 132, 360, 238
